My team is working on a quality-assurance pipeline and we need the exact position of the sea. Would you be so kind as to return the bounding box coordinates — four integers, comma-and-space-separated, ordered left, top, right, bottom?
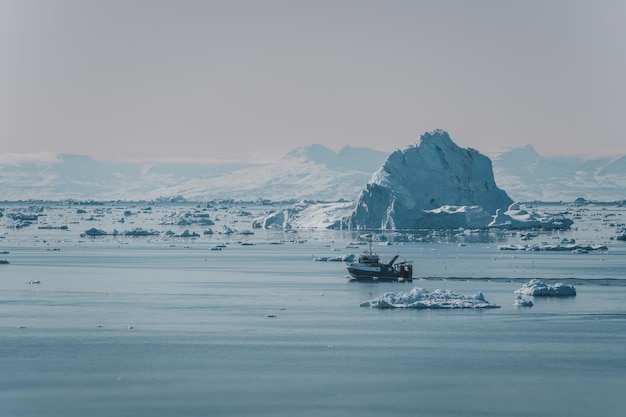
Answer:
1, 201, 625, 417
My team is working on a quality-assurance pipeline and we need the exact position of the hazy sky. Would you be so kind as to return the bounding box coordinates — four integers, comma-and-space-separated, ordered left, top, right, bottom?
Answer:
2, 0, 625, 162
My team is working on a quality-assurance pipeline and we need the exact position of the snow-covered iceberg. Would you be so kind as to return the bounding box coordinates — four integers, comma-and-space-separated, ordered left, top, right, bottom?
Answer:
514, 279, 576, 296
514, 295, 534, 307
313, 254, 355, 262
252, 201, 354, 230
347, 130, 513, 230
488, 203, 573, 230
252, 209, 295, 230
360, 287, 500, 309
159, 210, 215, 226
414, 205, 494, 229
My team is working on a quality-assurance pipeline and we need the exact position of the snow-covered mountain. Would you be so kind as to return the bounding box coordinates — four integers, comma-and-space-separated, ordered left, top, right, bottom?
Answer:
346, 130, 513, 229
1, 140, 625, 203
0, 154, 251, 201
150, 145, 386, 202
0, 146, 386, 202
490, 146, 626, 202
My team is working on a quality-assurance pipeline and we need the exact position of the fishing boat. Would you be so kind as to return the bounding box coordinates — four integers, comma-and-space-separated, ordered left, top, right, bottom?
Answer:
346, 240, 413, 282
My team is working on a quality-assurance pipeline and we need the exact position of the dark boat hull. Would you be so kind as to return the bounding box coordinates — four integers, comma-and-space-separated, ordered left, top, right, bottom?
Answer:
346, 266, 412, 282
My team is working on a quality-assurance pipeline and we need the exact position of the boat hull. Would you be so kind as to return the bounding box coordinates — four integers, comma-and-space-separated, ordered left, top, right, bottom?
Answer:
346, 266, 412, 282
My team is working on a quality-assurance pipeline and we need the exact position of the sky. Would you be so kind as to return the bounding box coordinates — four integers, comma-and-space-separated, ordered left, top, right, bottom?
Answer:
1, 0, 625, 163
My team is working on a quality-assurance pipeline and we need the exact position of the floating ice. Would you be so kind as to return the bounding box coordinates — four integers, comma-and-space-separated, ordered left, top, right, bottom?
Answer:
314, 254, 355, 262
514, 279, 576, 296
159, 210, 215, 226
123, 228, 161, 237
360, 287, 500, 309
82, 227, 108, 236
219, 225, 235, 235
179, 229, 200, 238
499, 243, 608, 252
614, 230, 626, 241
488, 203, 574, 230
252, 209, 293, 230
514, 295, 534, 307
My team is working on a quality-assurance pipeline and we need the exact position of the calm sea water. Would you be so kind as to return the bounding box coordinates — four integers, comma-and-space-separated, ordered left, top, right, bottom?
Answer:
1, 202, 626, 416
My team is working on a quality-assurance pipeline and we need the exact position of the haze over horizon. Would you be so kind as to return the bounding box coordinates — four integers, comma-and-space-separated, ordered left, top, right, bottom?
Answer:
2, 0, 625, 163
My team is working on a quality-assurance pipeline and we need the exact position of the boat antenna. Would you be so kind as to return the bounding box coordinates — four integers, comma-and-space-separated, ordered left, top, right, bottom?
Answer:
361, 233, 374, 254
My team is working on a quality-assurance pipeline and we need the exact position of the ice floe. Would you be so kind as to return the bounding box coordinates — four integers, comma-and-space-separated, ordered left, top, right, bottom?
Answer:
82, 227, 108, 237
499, 242, 608, 252
123, 228, 161, 237
252, 209, 293, 230
360, 287, 500, 309
514, 295, 534, 307
514, 279, 576, 296
314, 254, 356, 262
159, 210, 215, 226
488, 203, 574, 230
613, 230, 626, 241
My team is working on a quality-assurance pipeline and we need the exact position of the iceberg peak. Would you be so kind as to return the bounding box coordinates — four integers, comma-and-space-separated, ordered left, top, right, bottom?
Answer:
414, 129, 455, 149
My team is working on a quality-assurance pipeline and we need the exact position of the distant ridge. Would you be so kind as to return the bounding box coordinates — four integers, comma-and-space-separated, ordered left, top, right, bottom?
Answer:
0, 146, 387, 202
285, 145, 388, 172
490, 146, 626, 202
1, 142, 625, 202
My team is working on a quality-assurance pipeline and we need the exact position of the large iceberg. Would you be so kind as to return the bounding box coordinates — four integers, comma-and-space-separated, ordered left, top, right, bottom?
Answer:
347, 130, 513, 229
360, 287, 500, 309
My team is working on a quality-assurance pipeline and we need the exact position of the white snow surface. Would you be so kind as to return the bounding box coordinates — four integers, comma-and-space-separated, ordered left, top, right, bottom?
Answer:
514, 279, 577, 296
360, 287, 500, 309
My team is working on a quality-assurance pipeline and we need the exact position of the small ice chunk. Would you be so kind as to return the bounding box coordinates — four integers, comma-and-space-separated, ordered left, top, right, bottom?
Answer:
514, 295, 534, 307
